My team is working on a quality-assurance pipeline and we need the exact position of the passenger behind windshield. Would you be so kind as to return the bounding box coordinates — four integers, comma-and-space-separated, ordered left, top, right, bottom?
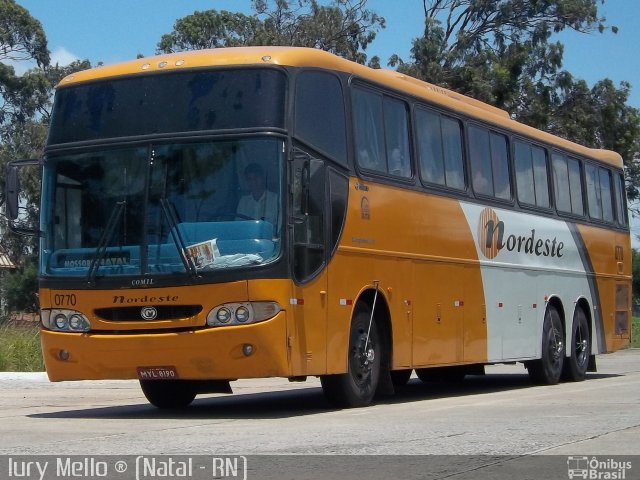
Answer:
236, 163, 279, 227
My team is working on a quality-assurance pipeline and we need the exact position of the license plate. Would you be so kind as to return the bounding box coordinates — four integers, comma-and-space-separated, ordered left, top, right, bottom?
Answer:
136, 366, 179, 380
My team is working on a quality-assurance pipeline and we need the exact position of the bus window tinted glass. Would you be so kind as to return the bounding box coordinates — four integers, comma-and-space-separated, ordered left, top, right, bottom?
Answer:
417, 109, 464, 190
353, 88, 385, 173
515, 141, 535, 205
469, 126, 493, 196
614, 173, 628, 225
490, 132, 511, 200
384, 97, 411, 177
586, 164, 602, 219
416, 109, 444, 185
553, 153, 583, 216
441, 117, 464, 189
49, 69, 286, 144
553, 153, 571, 212
599, 168, 614, 222
295, 71, 347, 166
568, 157, 584, 216
470, 126, 510, 199
532, 146, 550, 208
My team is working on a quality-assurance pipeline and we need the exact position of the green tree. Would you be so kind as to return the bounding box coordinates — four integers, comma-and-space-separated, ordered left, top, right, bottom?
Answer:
396, 1, 640, 200
0, 2, 90, 264
157, 0, 385, 64
2, 258, 38, 312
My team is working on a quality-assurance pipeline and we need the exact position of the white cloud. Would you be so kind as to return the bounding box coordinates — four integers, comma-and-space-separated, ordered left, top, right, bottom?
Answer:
50, 46, 80, 67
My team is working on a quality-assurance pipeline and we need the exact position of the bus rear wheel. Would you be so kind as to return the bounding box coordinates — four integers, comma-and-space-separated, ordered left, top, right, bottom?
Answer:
139, 379, 198, 409
562, 308, 591, 382
321, 303, 381, 407
527, 306, 564, 385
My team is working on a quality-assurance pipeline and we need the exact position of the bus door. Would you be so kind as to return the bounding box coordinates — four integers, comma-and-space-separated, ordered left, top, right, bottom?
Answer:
289, 153, 328, 376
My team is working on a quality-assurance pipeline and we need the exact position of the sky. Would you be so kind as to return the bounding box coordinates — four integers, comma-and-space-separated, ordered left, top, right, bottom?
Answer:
11, 0, 640, 241
13, 0, 640, 111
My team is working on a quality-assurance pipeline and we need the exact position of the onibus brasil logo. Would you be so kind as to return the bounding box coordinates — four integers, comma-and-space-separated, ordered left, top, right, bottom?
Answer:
567, 456, 632, 479
477, 207, 565, 260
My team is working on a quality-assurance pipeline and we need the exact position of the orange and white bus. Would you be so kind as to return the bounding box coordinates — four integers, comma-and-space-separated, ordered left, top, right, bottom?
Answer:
6, 47, 631, 408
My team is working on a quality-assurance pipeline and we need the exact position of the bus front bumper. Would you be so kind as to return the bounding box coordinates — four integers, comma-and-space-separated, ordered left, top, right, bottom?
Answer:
40, 312, 289, 381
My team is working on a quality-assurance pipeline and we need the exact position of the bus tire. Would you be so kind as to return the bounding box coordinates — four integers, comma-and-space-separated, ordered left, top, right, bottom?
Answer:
321, 304, 381, 407
562, 308, 591, 382
139, 379, 197, 409
527, 306, 564, 385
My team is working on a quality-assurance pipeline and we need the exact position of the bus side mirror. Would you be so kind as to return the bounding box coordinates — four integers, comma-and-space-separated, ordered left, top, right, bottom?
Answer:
6, 164, 20, 220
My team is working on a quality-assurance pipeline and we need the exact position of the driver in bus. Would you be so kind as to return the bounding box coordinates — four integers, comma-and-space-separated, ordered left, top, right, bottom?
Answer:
236, 163, 279, 227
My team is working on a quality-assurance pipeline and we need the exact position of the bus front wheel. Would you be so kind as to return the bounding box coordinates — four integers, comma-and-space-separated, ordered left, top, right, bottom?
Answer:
139, 379, 198, 409
527, 306, 565, 385
321, 304, 381, 407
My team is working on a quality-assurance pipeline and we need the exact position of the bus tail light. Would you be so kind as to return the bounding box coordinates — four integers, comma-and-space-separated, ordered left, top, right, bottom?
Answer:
41, 309, 91, 332
207, 302, 281, 327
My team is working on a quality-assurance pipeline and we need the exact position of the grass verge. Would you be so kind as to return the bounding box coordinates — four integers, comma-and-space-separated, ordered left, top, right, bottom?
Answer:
0, 323, 44, 371
632, 317, 640, 348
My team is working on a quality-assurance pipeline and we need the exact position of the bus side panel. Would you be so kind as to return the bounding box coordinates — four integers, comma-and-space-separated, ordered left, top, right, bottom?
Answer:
326, 179, 488, 374
460, 204, 596, 362
575, 224, 632, 353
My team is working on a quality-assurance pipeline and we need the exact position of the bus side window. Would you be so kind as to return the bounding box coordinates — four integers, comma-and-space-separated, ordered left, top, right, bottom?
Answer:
553, 152, 584, 216
614, 173, 628, 226
352, 87, 385, 173
489, 132, 511, 200
383, 97, 411, 178
515, 141, 550, 208
469, 126, 494, 197
587, 164, 614, 222
416, 108, 464, 190
441, 117, 465, 189
599, 167, 614, 222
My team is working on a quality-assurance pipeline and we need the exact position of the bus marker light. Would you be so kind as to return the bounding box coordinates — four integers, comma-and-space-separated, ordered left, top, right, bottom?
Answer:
533, 304, 537, 309
141, 63, 150, 70
58, 350, 70, 361
339, 299, 353, 306
290, 299, 304, 305
242, 344, 254, 356
158, 61, 168, 68
175, 60, 185, 66
498, 303, 504, 308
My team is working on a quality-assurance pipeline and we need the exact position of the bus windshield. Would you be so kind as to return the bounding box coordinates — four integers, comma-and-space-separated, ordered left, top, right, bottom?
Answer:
48, 68, 286, 144
40, 138, 284, 278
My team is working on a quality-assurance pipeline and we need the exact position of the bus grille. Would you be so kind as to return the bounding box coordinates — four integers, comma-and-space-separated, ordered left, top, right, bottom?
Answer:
94, 305, 202, 321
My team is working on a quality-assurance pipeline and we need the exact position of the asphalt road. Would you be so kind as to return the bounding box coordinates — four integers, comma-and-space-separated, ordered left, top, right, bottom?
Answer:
1, 349, 639, 475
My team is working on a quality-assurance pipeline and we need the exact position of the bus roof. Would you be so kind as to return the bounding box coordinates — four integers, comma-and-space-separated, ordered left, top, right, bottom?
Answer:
59, 46, 623, 169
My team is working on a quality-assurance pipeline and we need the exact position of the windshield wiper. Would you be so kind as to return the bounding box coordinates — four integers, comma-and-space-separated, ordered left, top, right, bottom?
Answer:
160, 198, 198, 279
87, 200, 126, 285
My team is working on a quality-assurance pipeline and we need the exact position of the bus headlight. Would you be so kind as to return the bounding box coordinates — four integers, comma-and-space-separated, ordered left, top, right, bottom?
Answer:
216, 307, 232, 324
207, 302, 281, 327
235, 306, 250, 323
41, 309, 91, 332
